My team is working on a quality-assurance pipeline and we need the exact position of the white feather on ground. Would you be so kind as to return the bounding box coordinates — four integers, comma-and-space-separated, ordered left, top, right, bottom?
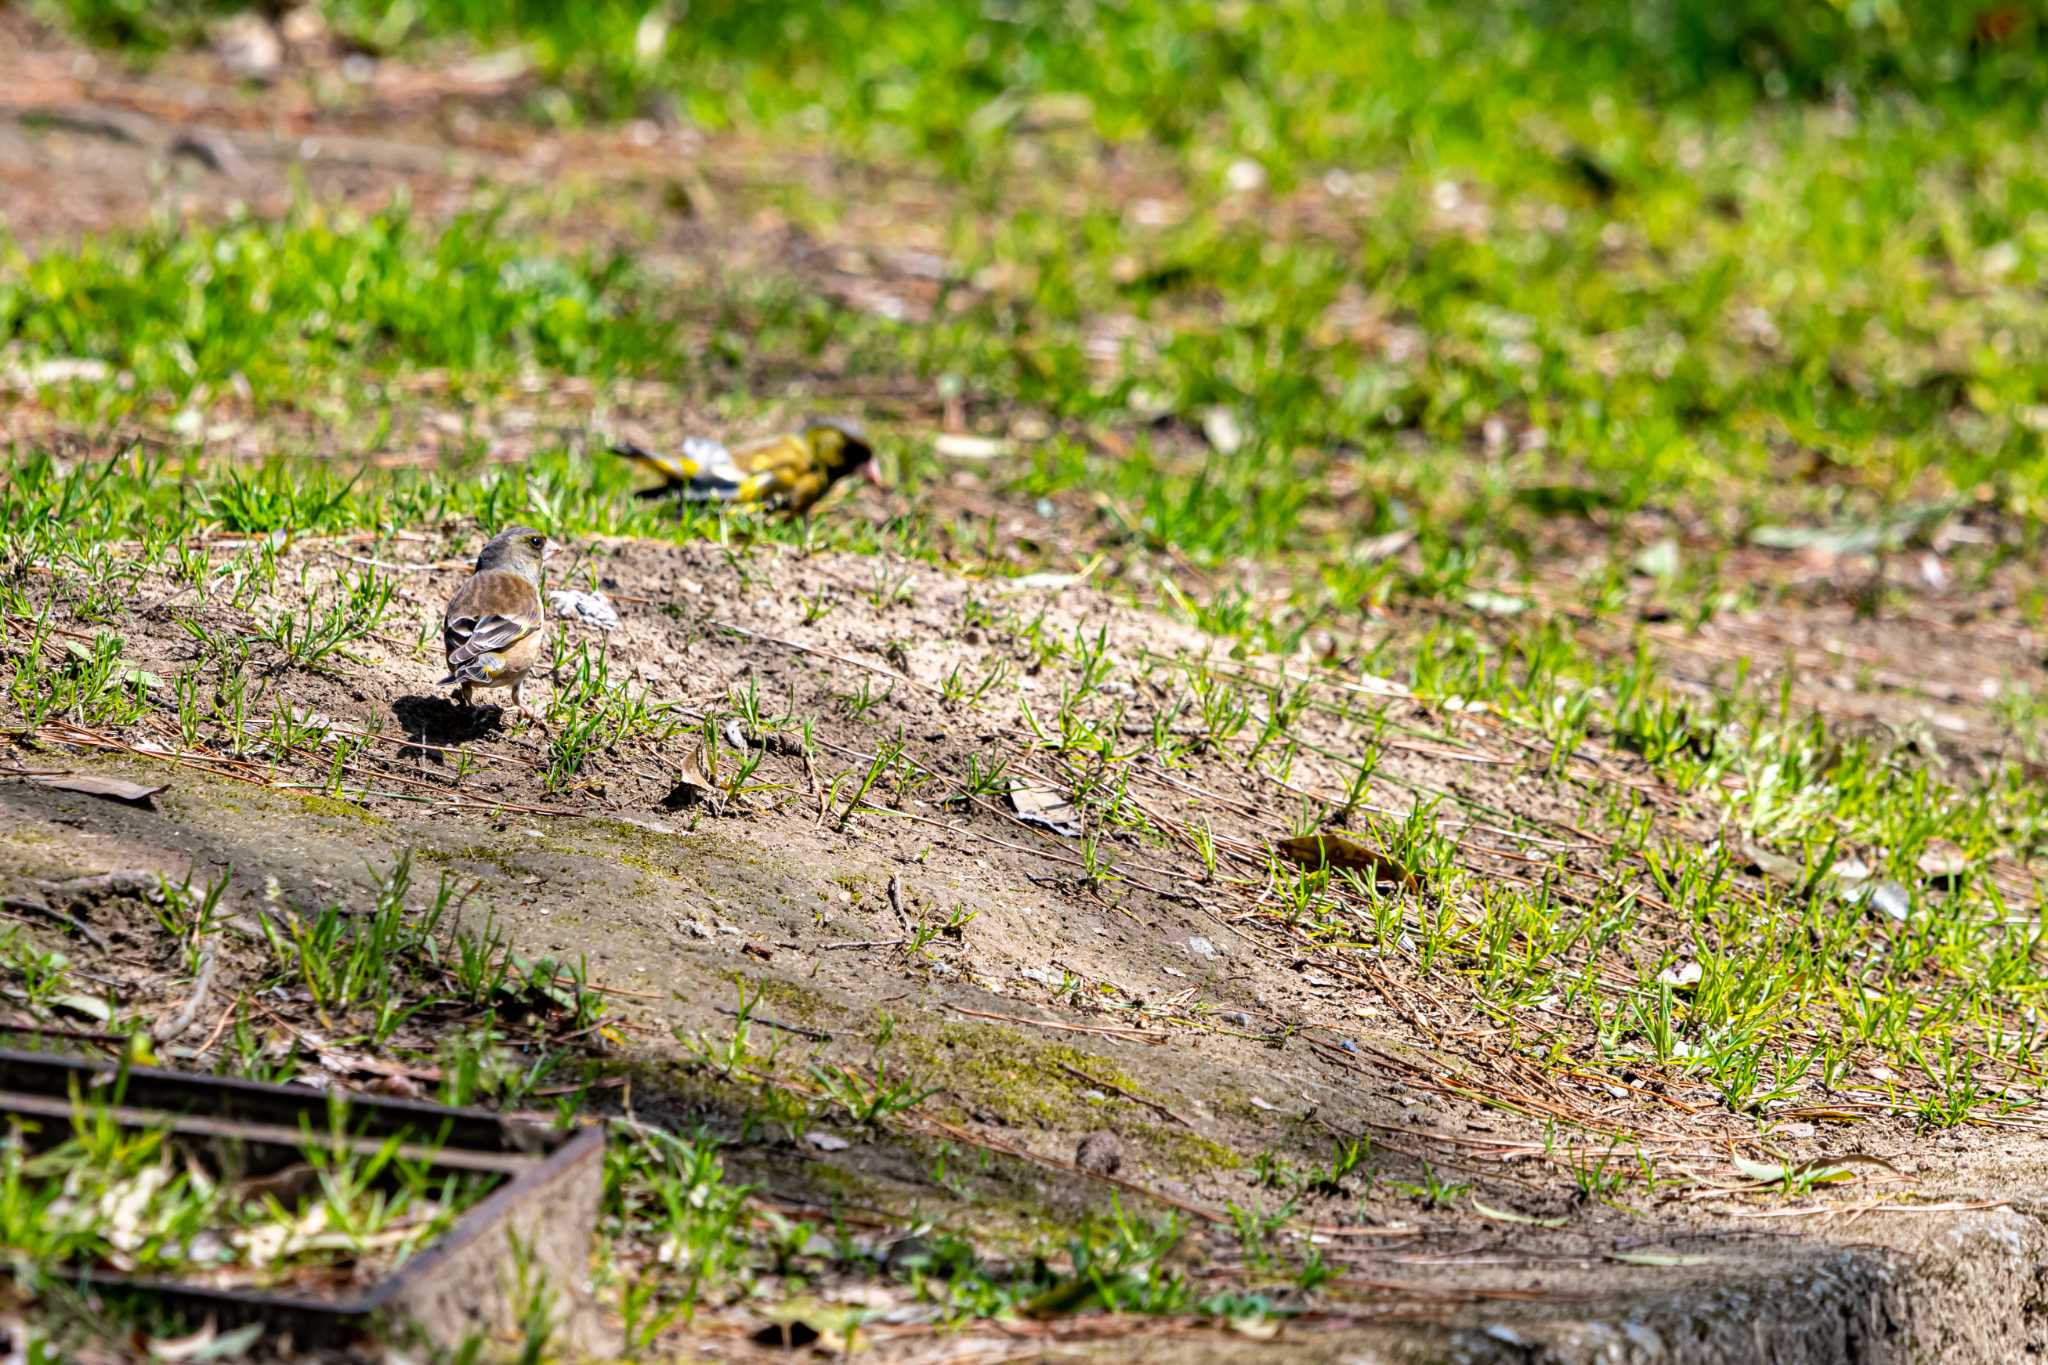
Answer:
547, 589, 621, 631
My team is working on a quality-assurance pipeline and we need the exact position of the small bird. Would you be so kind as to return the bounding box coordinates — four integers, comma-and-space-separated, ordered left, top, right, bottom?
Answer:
612, 418, 879, 516
439, 525, 554, 720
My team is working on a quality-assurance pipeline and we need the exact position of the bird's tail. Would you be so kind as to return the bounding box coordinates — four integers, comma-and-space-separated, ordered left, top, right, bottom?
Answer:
609, 440, 664, 465
613, 440, 748, 504
613, 441, 680, 499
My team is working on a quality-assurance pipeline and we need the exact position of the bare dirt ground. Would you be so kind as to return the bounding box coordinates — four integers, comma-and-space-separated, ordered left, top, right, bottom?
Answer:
7, 525, 2048, 1361
8, 11, 2048, 1362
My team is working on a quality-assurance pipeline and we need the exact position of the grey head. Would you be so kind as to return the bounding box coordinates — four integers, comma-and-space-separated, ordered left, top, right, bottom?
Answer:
474, 525, 554, 582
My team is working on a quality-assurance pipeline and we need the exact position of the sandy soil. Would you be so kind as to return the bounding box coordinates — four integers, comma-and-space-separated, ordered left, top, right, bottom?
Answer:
4, 523, 2046, 1360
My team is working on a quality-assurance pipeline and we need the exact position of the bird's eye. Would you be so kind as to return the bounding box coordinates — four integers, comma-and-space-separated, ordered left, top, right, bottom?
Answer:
530, 536, 544, 547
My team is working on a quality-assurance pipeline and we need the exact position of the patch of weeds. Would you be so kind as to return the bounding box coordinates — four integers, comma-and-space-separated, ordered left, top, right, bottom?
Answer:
542, 637, 684, 792
1383, 1162, 1470, 1211
233, 852, 609, 1105
599, 1122, 754, 1340
3, 1095, 497, 1295
0, 205, 672, 417
255, 851, 454, 1038
806, 1047, 935, 1128
253, 564, 393, 671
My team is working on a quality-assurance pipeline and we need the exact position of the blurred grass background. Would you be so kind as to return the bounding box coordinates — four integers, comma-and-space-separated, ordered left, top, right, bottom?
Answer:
17, 0, 2048, 533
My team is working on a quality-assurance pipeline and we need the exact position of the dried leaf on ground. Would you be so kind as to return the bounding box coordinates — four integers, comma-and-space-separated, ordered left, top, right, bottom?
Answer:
1916, 839, 1967, 885
51, 993, 112, 1022
1276, 833, 1419, 891
25, 774, 166, 808
661, 750, 722, 812
1656, 962, 1703, 990
1740, 841, 1803, 885
61, 641, 162, 691
1008, 784, 1082, 837
148, 1321, 263, 1363
1842, 878, 1912, 922
1352, 527, 1417, 564
1732, 1153, 1894, 1185
1471, 1198, 1566, 1228
1610, 1249, 1715, 1267
1631, 538, 1681, 580
1200, 406, 1246, 454
933, 433, 1011, 459
1462, 589, 1529, 617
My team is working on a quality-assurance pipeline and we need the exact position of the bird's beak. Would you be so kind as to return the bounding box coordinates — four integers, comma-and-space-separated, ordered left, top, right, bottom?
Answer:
543, 540, 561, 563
860, 458, 887, 489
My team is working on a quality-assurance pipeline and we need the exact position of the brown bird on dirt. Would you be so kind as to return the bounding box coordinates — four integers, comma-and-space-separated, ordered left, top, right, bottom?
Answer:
611, 418, 879, 516
439, 525, 554, 720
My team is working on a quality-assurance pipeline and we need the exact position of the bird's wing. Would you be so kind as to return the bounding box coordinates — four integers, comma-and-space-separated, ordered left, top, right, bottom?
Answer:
446, 613, 535, 663
735, 432, 814, 479
633, 432, 799, 507
673, 470, 778, 505
442, 572, 543, 679
615, 436, 750, 500
684, 431, 810, 507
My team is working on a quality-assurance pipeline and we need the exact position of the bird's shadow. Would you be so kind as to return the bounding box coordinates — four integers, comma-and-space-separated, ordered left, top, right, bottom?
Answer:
391, 695, 501, 762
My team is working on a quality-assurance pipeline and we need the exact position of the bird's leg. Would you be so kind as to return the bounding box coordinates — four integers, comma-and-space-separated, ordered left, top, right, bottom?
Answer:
511, 677, 538, 724
456, 681, 473, 710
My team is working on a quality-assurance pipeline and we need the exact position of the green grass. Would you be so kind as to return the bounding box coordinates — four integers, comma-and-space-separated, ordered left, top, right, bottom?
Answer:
66, 1, 2048, 151
17, 2, 2048, 528
0, 205, 668, 417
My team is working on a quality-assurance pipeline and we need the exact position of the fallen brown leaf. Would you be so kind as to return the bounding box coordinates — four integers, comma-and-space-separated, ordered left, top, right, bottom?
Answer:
1008, 783, 1082, 837
1276, 832, 1419, 891
26, 773, 166, 808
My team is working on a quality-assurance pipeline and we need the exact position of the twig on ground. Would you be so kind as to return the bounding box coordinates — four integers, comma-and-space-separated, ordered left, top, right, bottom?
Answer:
887, 872, 910, 931
152, 938, 218, 1044
712, 1005, 832, 1041
0, 895, 109, 950
1053, 1061, 1188, 1126
945, 1004, 1167, 1045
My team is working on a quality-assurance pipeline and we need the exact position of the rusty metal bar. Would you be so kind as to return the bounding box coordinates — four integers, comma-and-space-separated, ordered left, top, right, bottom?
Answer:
0, 1045, 606, 1349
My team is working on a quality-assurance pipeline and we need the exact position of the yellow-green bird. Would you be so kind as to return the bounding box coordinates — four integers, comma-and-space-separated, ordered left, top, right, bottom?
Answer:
611, 418, 879, 516
440, 525, 554, 719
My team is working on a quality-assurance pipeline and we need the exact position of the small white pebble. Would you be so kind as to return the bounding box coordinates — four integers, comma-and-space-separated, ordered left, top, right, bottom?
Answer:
1225, 158, 1266, 193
